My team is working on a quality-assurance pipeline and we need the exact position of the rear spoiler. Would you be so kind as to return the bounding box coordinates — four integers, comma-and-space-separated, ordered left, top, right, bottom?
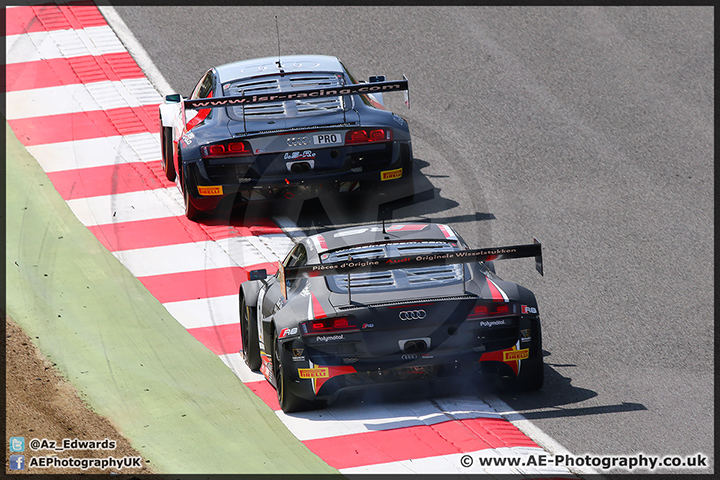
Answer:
282, 237, 543, 283
182, 77, 410, 109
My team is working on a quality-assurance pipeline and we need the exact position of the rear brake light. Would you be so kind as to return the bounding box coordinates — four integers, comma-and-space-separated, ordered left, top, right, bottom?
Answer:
345, 128, 392, 145
200, 140, 252, 158
301, 316, 359, 335
467, 303, 514, 319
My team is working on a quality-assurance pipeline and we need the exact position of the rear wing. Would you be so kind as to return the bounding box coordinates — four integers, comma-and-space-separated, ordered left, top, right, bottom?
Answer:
285, 238, 543, 279
182, 77, 410, 110
272, 239, 542, 300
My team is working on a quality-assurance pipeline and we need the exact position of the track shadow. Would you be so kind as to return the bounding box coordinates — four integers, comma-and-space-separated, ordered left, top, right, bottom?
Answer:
189, 157, 493, 233
491, 350, 647, 420
303, 349, 646, 425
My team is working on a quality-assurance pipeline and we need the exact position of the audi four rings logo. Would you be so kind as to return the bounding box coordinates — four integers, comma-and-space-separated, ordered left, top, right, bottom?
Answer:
401, 354, 418, 360
399, 310, 427, 321
286, 136, 310, 147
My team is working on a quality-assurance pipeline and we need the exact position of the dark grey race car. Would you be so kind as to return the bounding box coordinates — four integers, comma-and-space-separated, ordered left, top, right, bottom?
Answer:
159, 55, 413, 220
239, 222, 545, 413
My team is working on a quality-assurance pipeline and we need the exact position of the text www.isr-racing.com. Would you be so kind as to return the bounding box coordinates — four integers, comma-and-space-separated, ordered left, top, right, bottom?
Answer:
459, 452, 709, 471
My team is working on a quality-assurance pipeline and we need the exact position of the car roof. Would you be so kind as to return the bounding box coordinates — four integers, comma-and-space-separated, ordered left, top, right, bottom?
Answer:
214, 55, 344, 84
305, 223, 460, 256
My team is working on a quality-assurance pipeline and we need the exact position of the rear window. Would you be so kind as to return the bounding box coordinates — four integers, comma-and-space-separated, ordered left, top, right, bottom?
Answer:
322, 242, 465, 293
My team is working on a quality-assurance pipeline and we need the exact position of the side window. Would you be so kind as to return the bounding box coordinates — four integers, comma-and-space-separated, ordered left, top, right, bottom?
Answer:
283, 244, 308, 291
190, 70, 215, 100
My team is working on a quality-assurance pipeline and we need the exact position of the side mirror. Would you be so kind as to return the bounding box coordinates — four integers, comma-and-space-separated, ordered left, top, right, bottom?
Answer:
248, 269, 267, 281
165, 93, 182, 103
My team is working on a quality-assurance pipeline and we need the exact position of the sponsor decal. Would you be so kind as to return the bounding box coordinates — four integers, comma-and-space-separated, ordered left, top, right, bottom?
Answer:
478, 319, 511, 327
292, 349, 304, 357
287, 242, 542, 278
387, 224, 428, 231
520, 329, 532, 342
342, 357, 358, 364
284, 150, 316, 161
503, 348, 530, 362
298, 367, 329, 379
197, 185, 223, 196
181, 131, 195, 146
381, 168, 403, 181
185, 79, 408, 109
361, 323, 375, 329
521, 305, 538, 314
316, 334, 345, 342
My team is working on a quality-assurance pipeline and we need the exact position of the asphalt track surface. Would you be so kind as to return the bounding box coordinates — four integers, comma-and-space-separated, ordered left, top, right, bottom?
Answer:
113, 5, 714, 472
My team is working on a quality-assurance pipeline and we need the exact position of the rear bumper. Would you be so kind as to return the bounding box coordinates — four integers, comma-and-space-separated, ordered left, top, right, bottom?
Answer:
279, 338, 541, 402
183, 140, 413, 211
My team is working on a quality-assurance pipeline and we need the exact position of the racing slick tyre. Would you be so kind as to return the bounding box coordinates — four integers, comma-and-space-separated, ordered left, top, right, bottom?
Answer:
273, 332, 321, 413
512, 356, 545, 392
239, 296, 261, 371
182, 175, 202, 221
160, 125, 176, 182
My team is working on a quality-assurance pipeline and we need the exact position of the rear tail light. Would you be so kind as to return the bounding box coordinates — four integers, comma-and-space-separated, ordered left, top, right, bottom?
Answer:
301, 316, 359, 335
467, 302, 514, 320
345, 128, 392, 145
200, 140, 252, 158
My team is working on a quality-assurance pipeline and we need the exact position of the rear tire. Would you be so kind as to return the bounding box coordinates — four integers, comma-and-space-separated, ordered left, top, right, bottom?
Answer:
160, 125, 176, 182
512, 356, 545, 392
239, 296, 261, 370
273, 332, 320, 413
182, 174, 201, 221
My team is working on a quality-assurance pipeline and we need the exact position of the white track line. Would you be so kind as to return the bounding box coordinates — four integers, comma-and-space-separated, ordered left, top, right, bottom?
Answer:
163, 295, 239, 330
6, 79, 161, 119
97, 6, 175, 97
111, 241, 245, 278
66, 188, 184, 226
26, 133, 160, 172
6, 26, 126, 64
